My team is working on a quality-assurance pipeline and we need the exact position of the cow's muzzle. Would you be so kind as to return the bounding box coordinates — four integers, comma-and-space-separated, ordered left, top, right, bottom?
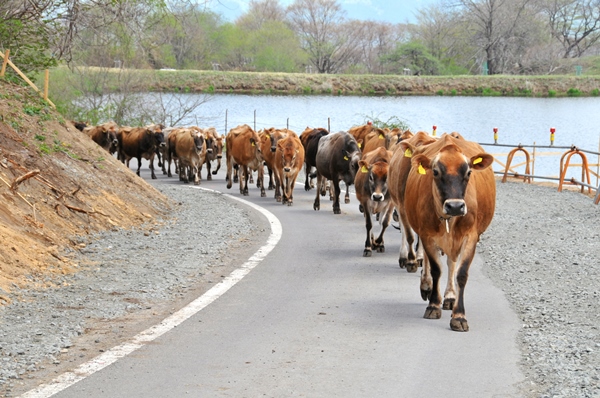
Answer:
444, 200, 466, 217
217, 155, 223, 159
159, 142, 166, 147
283, 167, 291, 173
371, 193, 384, 202
271, 147, 276, 153
207, 148, 213, 154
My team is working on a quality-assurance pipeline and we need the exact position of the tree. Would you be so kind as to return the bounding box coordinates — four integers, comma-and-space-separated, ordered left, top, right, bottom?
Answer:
451, 0, 535, 74
381, 41, 443, 75
236, 0, 287, 30
287, 0, 357, 73
247, 21, 306, 72
543, 0, 600, 58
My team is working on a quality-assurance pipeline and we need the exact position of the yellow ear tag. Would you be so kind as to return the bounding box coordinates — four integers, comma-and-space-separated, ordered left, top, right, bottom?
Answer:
361, 165, 368, 173
404, 148, 412, 158
379, 134, 384, 140
266, 133, 270, 138
418, 164, 427, 175
358, 143, 362, 148
344, 156, 349, 161
473, 157, 483, 165
252, 142, 255, 147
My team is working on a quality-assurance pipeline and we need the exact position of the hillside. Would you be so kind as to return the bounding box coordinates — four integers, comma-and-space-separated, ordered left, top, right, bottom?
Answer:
0, 81, 171, 301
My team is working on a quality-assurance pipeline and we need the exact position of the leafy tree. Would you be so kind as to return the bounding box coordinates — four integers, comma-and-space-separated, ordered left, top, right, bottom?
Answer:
247, 21, 306, 72
381, 41, 442, 75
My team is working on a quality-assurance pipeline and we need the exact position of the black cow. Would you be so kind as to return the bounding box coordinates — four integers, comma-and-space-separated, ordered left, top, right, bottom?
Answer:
299, 126, 329, 191
313, 131, 362, 214
117, 124, 166, 179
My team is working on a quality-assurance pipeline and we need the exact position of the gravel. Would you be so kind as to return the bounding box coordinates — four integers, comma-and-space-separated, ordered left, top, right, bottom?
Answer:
1, 180, 599, 397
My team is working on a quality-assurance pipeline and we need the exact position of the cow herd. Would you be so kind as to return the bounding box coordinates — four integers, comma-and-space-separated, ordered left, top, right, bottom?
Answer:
75, 120, 496, 332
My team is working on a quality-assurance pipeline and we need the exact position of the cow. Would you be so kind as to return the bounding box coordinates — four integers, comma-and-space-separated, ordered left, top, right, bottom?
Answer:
273, 133, 305, 206
201, 127, 223, 180
361, 128, 391, 154
388, 131, 436, 272
354, 146, 394, 257
259, 127, 289, 193
172, 128, 206, 185
72, 121, 89, 132
401, 133, 495, 332
82, 121, 119, 155
313, 131, 361, 214
225, 124, 265, 197
117, 123, 166, 179
300, 126, 329, 191
349, 123, 385, 151
387, 128, 413, 153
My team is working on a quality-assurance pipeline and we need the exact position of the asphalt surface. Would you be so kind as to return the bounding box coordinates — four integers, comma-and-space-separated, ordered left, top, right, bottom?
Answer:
29, 163, 525, 398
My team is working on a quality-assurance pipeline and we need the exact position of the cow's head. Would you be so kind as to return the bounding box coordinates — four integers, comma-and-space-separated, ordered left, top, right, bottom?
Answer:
412, 144, 493, 218
192, 130, 205, 152
342, 137, 362, 177
214, 137, 224, 159
359, 159, 389, 202
278, 139, 301, 174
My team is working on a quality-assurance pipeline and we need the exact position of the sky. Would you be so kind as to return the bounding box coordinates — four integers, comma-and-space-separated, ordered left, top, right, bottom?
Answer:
205, 0, 438, 25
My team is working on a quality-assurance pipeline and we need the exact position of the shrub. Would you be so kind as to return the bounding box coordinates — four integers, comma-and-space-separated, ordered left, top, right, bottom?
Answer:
567, 88, 581, 97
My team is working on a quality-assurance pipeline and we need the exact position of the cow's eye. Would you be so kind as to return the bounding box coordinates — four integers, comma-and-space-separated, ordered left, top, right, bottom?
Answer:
433, 169, 439, 177
466, 170, 472, 178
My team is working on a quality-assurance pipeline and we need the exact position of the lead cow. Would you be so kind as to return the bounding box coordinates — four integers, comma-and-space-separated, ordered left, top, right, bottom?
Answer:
401, 133, 495, 332
226, 124, 264, 197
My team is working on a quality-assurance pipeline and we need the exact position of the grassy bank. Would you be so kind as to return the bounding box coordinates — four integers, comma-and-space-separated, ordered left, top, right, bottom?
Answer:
48, 67, 600, 98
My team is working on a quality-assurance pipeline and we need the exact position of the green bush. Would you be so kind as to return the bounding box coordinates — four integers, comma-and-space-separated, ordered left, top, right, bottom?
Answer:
567, 88, 581, 97
548, 90, 556, 97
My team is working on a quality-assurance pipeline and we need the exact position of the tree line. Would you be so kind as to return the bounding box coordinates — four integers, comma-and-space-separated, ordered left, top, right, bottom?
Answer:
3, 0, 600, 78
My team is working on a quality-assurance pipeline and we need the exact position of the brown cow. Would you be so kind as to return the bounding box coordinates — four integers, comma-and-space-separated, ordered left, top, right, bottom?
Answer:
259, 127, 289, 192
172, 128, 206, 184
354, 147, 394, 257
201, 127, 223, 180
401, 133, 495, 332
300, 126, 329, 191
388, 131, 436, 272
273, 133, 305, 206
117, 124, 166, 179
83, 121, 119, 155
361, 128, 391, 154
226, 124, 264, 197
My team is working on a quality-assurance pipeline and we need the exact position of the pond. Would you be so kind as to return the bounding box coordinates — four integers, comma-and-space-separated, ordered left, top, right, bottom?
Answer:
171, 93, 600, 182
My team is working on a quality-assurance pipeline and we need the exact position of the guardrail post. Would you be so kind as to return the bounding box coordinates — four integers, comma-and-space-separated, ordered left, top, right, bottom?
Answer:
502, 145, 531, 183
558, 146, 592, 194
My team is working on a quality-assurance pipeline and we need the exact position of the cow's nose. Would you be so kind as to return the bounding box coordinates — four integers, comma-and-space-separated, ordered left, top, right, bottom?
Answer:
372, 193, 383, 202
207, 148, 213, 154
284, 167, 291, 173
159, 142, 166, 147
217, 155, 222, 159
271, 147, 276, 153
444, 200, 466, 216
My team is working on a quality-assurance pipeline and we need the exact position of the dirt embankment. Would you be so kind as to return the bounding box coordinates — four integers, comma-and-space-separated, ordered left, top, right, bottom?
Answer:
146, 70, 600, 97
0, 81, 171, 299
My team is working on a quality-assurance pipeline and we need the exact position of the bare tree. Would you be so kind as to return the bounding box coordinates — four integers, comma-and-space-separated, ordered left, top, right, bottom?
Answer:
287, 0, 356, 73
350, 21, 408, 74
236, 0, 286, 30
543, 0, 600, 58
451, 0, 535, 74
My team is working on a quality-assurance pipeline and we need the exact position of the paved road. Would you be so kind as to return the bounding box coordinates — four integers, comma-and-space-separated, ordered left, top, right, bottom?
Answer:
34, 163, 525, 397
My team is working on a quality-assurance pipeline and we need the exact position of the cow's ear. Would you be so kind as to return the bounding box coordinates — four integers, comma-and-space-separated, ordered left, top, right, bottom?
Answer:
412, 154, 431, 174
399, 141, 415, 158
470, 153, 493, 170
358, 160, 369, 173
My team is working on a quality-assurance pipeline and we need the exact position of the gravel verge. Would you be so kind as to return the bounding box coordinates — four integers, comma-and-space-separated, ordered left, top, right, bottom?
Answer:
0, 185, 264, 397
479, 181, 600, 398
0, 180, 599, 397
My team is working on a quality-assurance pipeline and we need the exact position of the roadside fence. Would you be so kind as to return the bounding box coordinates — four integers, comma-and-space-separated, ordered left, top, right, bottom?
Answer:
0, 49, 55, 108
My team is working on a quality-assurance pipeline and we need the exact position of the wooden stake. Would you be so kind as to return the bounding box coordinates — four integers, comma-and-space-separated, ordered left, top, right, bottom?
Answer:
44, 69, 49, 101
0, 49, 8, 77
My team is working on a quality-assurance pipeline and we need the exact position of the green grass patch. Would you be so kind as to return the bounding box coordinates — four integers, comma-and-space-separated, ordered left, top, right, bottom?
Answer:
567, 88, 581, 97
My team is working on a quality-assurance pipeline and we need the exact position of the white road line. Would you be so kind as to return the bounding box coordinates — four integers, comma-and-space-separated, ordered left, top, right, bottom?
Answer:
20, 187, 282, 398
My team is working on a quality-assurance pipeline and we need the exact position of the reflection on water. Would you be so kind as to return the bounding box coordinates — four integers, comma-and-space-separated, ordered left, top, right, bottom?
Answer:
169, 93, 600, 181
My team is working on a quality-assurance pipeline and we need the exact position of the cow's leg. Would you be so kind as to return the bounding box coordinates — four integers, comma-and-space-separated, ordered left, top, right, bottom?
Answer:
373, 204, 393, 253
420, 255, 433, 301
233, 164, 239, 183
450, 237, 478, 332
239, 166, 247, 195
287, 173, 299, 206
344, 182, 350, 204
206, 160, 212, 180
194, 165, 200, 185
258, 165, 265, 197
226, 156, 233, 189
443, 256, 457, 310
135, 157, 142, 177
422, 240, 443, 320
332, 179, 341, 214
362, 204, 373, 257
273, 168, 282, 202
398, 206, 420, 272
213, 158, 221, 175
304, 163, 311, 191
313, 174, 322, 211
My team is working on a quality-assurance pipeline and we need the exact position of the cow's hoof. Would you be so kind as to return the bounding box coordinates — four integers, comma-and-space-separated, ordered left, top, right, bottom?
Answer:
276, 197, 282, 202
358, 204, 364, 213
212, 170, 218, 175
151, 175, 157, 180
406, 263, 419, 273
398, 258, 407, 269
345, 197, 350, 204
194, 181, 200, 186
443, 298, 455, 310
234, 177, 239, 183
450, 317, 469, 332
313, 203, 320, 211
424, 306, 442, 319
207, 176, 212, 181
287, 201, 293, 207
420, 287, 432, 301
376, 245, 385, 253
363, 249, 372, 257
243, 192, 249, 196
333, 208, 341, 215
261, 191, 266, 198
305, 184, 311, 191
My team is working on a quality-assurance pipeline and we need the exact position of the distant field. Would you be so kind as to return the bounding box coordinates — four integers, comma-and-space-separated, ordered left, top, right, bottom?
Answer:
49, 67, 600, 97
